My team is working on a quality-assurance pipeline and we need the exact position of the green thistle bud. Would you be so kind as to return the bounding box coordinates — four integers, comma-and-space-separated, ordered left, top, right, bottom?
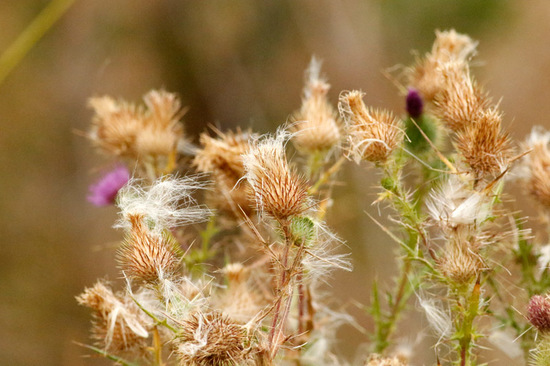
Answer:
290, 216, 316, 247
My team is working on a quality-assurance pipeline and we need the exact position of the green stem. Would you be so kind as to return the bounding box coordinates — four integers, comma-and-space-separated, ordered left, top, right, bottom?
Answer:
456, 279, 481, 366
372, 158, 430, 353
0, 0, 77, 85
309, 156, 346, 195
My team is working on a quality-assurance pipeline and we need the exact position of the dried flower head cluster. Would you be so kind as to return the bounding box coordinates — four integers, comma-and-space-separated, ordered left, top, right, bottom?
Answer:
89, 90, 184, 174
290, 58, 341, 153
339, 90, 403, 163
408, 31, 513, 178
78, 30, 550, 366
242, 131, 309, 220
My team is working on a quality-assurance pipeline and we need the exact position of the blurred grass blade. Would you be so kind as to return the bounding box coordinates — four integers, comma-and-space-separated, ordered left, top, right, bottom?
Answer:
0, 0, 77, 85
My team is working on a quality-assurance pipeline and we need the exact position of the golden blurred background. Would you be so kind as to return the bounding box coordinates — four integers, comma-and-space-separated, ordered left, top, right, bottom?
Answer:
2, 1, 550, 365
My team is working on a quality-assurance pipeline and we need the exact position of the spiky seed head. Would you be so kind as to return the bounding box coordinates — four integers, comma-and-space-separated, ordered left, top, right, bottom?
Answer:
218, 264, 265, 323
291, 57, 341, 153
527, 138, 550, 208
528, 295, 550, 332
432, 61, 490, 132
194, 129, 256, 215
243, 132, 309, 220
438, 240, 484, 284
431, 29, 478, 62
194, 129, 253, 183
88, 96, 144, 157
118, 215, 180, 283
407, 30, 477, 102
88, 90, 184, 163
455, 108, 512, 178
365, 354, 408, 366
175, 312, 250, 366
339, 91, 403, 163
76, 281, 149, 356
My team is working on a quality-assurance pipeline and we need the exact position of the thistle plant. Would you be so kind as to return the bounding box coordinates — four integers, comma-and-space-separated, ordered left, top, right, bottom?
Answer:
78, 30, 550, 366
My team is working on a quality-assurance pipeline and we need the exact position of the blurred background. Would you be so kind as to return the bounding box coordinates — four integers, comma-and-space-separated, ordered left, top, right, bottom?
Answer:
1, 0, 550, 365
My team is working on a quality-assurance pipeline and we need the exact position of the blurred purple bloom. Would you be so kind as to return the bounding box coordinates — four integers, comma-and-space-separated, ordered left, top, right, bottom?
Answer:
87, 165, 131, 206
406, 88, 424, 118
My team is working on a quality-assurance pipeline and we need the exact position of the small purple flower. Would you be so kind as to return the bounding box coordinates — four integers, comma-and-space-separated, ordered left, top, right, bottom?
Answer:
406, 88, 424, 118
87, 165, 131, 206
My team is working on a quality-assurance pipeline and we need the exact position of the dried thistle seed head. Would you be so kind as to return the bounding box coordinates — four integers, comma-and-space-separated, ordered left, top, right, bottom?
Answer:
138, 90, 185, 161
438, 241, 484, 284
365, 354, 408, 366
431, 29, 478, 63
216, 264, 265, 323
143, 89, 185, 129
76, 281, 149, 356
339, 91, 403, 163
520, 128, 550, 208
88, 96, 144, 157
528, 295, 550, 332
291, 58, 341, 153
455, 108, 513, 177
194, 129, 253, 183
194, 129, 256, 215
118, 215, 180, 283
243, 131, 309, 219
407, 30, 477, 102
529, 144, 550, 208
432, 61, 490, 132
175, 312, 250, 366
88, 90, 184, 162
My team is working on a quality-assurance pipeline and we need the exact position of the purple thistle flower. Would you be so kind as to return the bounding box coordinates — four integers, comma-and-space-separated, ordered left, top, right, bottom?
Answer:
87, 165, 131, 206
406, 88, 424, 118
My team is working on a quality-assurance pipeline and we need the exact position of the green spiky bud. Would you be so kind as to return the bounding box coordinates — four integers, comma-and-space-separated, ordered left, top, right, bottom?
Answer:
290, 216, 316, 247
381, 176, 396, 191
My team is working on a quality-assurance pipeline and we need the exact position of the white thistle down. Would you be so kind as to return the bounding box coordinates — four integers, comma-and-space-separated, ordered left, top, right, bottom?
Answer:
417, 295, 452, 340
116, 175, 211, 232
426, 176, 491, 228
511, 125, 550, 180
488, 329, 523, 359
538, 244, 550, 276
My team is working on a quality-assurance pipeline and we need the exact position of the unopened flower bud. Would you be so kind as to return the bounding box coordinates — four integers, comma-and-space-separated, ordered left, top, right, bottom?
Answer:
406, 88, 423, 118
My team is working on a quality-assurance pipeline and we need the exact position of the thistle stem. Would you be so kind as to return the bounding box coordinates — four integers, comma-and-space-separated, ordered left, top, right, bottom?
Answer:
456, 279, 481, 366
152, 326, 163, 366
309, 156, 346, 195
